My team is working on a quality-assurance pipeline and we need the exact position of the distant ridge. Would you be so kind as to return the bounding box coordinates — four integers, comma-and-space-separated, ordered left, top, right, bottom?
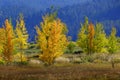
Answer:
0, 0, 120, 41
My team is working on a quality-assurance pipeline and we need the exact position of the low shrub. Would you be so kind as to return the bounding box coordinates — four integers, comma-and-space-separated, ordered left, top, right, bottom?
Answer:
29, 59, 41, 64
93, 59, 104, 63
0, 57, 5, 65
80, 54, 94, 63
13, 53, 28, 65
72, 58, 82, 63
79, 53, 109, 63
92, 53, 109, 61
107, 54, 120, 62
14, 61, 28, 65
114, 58, 120, 63
55, 57, 70, 63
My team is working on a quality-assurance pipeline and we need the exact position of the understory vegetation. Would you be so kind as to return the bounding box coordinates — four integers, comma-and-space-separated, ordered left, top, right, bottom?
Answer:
0, 63, 120, 80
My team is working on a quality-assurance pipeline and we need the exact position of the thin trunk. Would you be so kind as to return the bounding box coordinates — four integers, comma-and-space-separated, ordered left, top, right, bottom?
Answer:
112, 61, 115, 69
20, 44, 23, 63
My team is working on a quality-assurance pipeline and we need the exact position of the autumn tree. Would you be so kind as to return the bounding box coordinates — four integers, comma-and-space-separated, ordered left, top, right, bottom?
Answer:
36, 13, 68, 65
15, 14, 28, 62
88, 22, 95, 55
77, 17, 95, 55
2, 19, 14, 63
108, 27, 119, 68
77, 17, 89, 53
93, 23, 108, 53
108, 27, 118, 54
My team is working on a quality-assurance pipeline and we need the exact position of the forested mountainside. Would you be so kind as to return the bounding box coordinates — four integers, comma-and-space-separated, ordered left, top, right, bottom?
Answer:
0, 0, 120, 41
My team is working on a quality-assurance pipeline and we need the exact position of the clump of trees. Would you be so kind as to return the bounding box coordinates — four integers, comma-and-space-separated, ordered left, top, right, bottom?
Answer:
0, 13, 119, 66
77, 17, 118, 54
0, 14, 28, 64
35, 13, 68, 65
76, 17, 119, 68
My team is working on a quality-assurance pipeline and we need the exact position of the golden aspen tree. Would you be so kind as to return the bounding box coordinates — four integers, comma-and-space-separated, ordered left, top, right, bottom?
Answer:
2, 19, 14, 63
36, 13, 68, 65
88, 22, 95, 55
15, 14, 28, 62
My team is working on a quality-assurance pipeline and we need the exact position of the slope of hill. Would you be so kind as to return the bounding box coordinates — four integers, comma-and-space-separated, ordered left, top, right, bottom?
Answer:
0, 0, 120, 41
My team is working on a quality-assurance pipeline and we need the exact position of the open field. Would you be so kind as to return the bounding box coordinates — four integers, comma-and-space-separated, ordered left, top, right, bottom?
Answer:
0, 63, 120, 80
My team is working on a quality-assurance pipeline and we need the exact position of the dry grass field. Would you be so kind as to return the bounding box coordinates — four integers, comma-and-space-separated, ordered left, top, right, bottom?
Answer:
0, 63, 120, 80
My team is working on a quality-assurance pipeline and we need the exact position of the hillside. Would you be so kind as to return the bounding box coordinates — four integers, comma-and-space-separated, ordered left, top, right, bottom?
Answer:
0, 0, 120, 41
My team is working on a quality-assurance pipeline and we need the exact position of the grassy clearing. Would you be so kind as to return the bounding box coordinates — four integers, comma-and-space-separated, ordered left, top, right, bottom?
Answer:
0, 63, 120, 80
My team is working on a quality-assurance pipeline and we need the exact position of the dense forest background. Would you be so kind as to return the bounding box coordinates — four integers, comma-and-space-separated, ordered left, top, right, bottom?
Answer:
0, 0, 120, 41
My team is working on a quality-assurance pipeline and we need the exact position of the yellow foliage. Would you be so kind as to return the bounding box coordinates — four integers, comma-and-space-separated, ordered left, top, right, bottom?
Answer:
0, 28, 5, 53
13, 53, 27, 62
36, 14, 68, 65
15, 14, 28, 49
0, 56, 5, 64
88, 22, 95, 54
2, 19, 14, 62
14, 14, 28, 62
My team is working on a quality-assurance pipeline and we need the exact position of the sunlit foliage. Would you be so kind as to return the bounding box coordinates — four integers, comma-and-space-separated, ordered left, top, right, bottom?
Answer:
88, 22, 95, 55
0, 28, 5, 53
93, 23, 108, 53
108, 27, 118, 54
2, 19, 14, 63
15, 14, 28, 62
77, 17, 89, 53
36, 13, 68, 65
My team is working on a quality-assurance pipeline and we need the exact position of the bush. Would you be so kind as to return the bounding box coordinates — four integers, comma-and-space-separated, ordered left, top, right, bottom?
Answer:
14, 61, 28, 65
114, 58, 120, 63
79, 54, 94, 63
93, 59, 104, 63
92, 53, 109, 61
29, 59, 41, 64
13, 53, 28, 65
72, 58, 82, 63
67, 42, 77, 53
79, 53, 108, 63
0, 57, 5, 65
55, 57, 70, 63
108, 54, 120, 63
